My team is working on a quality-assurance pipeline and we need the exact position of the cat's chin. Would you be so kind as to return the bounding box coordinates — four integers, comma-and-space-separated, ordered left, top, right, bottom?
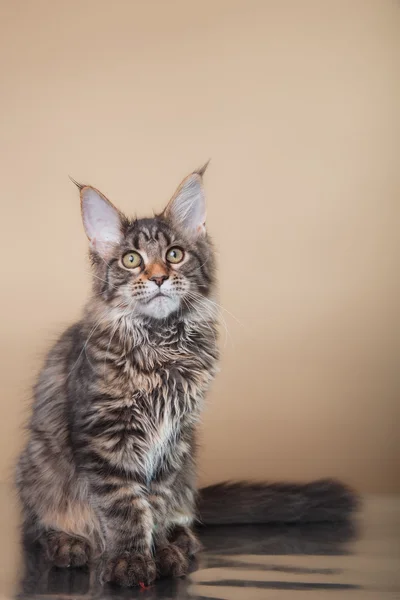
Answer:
137, 295, 181, 319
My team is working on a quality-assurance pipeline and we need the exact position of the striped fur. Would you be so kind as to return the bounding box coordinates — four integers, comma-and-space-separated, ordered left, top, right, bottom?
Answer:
16, 167, 358, 588
16, 168, 219, 586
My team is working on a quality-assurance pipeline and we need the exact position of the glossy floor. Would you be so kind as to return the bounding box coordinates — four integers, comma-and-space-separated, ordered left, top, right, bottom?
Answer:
2, 487, 399, 599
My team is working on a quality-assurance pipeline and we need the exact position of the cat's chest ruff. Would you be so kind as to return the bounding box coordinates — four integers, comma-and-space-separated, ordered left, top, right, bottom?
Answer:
120, 345, 208, 396
143, 410, 177, 479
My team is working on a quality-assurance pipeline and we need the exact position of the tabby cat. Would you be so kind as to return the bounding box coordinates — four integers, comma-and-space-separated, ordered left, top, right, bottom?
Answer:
16, 166, 357, 587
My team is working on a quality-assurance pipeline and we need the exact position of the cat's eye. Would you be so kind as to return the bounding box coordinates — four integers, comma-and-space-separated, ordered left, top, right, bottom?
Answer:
166, 247, 184, 264
122, 251, 142, 269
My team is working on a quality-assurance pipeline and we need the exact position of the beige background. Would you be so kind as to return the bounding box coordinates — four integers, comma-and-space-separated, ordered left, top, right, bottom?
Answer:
0, 0, 399, 492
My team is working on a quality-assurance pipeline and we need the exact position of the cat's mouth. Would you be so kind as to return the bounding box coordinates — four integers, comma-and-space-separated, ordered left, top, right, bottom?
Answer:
137, 290, 181, 318
142, 292, 172, 304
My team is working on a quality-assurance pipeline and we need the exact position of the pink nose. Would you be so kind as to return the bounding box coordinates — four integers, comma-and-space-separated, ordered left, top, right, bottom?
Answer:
150, 275, 168, 287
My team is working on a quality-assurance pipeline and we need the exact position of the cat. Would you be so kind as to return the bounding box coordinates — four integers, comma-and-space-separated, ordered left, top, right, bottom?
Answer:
16, 165, 358, 587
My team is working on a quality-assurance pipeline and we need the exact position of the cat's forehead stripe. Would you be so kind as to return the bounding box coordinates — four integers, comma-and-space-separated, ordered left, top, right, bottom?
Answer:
138, 231, 150, 247
139, 226, 150, 240
156, 230, 170, 247
128, 219, 174, 249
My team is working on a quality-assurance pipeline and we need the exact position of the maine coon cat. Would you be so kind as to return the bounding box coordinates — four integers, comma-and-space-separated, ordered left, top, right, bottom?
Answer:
16, 166, 357, 587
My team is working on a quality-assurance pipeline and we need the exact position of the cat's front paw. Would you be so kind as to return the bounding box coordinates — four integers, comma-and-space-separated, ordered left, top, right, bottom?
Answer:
45, 531, 90, 568
170, 526, 203, 556
104, 552, 156, 587
156, 544, 189, 578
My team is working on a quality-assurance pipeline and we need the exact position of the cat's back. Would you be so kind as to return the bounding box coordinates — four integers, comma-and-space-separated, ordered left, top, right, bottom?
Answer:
31, 322, 83, 421
16, 322, 84, 502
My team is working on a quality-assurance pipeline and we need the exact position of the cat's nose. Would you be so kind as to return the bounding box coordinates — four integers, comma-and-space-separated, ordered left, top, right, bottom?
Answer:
150, 274, 169, 287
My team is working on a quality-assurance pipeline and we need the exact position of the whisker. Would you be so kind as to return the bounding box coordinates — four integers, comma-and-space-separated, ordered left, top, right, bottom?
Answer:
103, 298, 138, 374
66, 318, 103, 379
189, 254, 212, 274
184, 296, 218, 346
96, 253, 114, 271
66, 300, 127, 379
187, 290, 243, 326
84, 271, 120, 291
185, 292, 231, 348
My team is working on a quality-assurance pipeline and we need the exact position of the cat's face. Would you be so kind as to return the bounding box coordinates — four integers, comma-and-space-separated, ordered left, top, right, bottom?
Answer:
79, 167, 216, 320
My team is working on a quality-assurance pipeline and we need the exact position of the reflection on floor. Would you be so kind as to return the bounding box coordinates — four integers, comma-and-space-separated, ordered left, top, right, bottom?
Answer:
14, 497, 400, 599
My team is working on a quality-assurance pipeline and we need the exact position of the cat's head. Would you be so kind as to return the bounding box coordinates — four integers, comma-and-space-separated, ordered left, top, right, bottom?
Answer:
78, 165, 216, 320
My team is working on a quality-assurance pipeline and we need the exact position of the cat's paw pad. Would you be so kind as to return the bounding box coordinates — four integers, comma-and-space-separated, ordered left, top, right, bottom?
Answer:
104, 552, 156, 587
46, 532, 89, 568
156, 544, 189, 578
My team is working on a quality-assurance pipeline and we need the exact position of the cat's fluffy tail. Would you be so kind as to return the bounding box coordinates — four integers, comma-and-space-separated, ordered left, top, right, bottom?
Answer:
197, 478, 359, 525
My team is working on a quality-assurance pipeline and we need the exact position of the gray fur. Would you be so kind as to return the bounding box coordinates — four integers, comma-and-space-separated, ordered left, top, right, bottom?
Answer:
16, 169, 218, 585
16, 168, 358, 587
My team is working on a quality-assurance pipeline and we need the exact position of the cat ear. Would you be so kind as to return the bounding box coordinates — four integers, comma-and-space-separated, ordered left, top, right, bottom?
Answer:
79, 185, 123, 257
163, 163, 208, 237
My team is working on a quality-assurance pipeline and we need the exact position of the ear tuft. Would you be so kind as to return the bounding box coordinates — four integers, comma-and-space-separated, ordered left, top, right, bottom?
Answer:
69, 176, 85, 191
194, 159, 210, 178
80, 186, 123, 258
